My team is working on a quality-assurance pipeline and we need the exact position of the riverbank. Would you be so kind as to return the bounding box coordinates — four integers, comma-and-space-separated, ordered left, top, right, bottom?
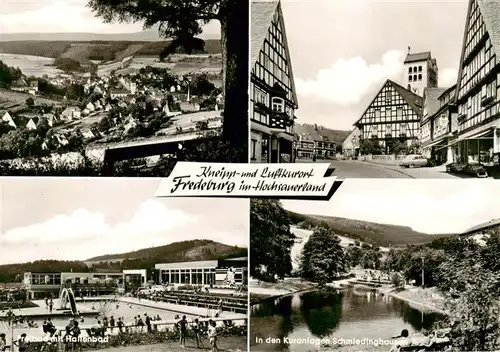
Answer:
249, 278, 317, 304
385, 287, 448, 315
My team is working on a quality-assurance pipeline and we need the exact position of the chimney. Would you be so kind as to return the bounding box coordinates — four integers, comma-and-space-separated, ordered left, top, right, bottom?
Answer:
314, 124, 318, 130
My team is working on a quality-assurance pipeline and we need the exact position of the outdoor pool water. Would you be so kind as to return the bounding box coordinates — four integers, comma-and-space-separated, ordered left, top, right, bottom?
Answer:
250, 288, 443, 352
49, 301, 197, 327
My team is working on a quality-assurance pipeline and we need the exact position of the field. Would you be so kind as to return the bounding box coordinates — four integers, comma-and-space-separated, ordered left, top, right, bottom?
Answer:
0, 40, 222, 63
0, 88, 62, 109
0, 53, 61, 77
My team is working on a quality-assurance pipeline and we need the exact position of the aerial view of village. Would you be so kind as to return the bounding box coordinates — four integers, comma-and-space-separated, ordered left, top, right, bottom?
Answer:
251, 0, 500, 179
0, 0, 248, 176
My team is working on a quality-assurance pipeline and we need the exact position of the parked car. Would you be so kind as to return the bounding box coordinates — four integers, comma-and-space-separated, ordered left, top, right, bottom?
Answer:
445, 162, 488, 177
399, 154, 428, 168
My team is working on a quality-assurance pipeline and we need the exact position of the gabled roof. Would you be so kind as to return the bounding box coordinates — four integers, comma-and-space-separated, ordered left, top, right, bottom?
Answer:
478, 0, 500, 57
251, 0, 278, 67
455, 0, 500, 102
391, 79, 424, 113
251, 0, 298, 108
438, 84, 457, 101
422, 87, 448, 123
404, 52, 431, 64
354, 79, 424, 126
462, 218, 500, 236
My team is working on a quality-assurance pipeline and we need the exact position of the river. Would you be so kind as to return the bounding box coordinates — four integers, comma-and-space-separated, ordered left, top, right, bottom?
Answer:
250, 288, 443, 352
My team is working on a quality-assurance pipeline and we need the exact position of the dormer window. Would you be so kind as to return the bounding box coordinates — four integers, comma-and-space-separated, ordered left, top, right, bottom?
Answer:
271, 97, 285, 113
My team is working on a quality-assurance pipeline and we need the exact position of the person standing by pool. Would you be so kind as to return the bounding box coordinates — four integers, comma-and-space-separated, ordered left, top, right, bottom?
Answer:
48, 298, 53, 314
177, 315, 188, 347
145, 313, 151, 333
192, 318, 204, 349
109, 316, 115, 333
0, 333, 6, 351
117, 317, 124, 333
13, 333, 28, 352
207, 320, 218, 352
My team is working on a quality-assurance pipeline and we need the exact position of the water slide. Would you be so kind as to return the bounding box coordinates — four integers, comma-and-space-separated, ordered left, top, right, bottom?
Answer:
60, 287, 79, 316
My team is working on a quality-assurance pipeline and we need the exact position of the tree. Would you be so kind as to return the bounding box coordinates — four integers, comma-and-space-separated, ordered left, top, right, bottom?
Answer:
439, 245, 500, 351
359, 138, 383, 155
25, 97, 34, 107
87, 0, 248, 150
191, 74, 216, 96
250, 199, 295, 281
300, 227, 348, 285
386, 138, 406, 155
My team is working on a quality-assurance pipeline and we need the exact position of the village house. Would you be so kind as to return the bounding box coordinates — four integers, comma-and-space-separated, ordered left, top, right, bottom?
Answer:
86, 102, 96, 112
163, 102, 182, 118
10, 78, 29, 92
110, 89, 130, 99
61, 106, 81, 120
2, 112, 16, 129
42, 113, 58, 127
26, 117, 40, 130
123, 115, 138, 133
28, 81, 39, 95
342, 127, 361, 159
250, 0, 298, 163
180, 97, 201, 112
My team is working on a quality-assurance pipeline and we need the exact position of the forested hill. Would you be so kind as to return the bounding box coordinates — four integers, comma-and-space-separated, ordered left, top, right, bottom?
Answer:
0, 240, 247, 283
287, 211, 456, 247
85, 239, 246, 263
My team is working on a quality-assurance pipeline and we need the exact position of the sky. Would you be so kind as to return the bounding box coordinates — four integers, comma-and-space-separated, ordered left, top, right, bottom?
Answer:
281, 179, 500, 235
0, 178, 248, 265
281, 0, 469, 131
0, 0, 220, 37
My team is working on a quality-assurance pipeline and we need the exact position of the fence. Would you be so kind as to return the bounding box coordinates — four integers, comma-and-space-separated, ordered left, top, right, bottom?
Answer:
359, 154, 408, 164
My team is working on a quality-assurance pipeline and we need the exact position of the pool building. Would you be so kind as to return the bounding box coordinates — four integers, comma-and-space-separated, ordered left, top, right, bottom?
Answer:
155, 258, 248, 286
23, 258, 247, 299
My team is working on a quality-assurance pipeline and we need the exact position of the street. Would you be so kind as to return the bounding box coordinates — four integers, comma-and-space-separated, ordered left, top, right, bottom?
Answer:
293, 159, 462, 178
327, 160, 460, 178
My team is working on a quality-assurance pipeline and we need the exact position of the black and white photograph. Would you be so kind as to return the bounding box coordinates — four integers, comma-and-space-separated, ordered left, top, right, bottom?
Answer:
250, 0, 500, 179
0, 0, 248, 176
0, 179, 249, 351
250, 179, 500, 352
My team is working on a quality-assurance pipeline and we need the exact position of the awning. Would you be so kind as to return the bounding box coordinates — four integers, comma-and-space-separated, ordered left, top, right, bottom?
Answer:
251, 122, 271, 135
276, 132, 294, 142
435, 139, 459, 151
458, 123, 496, 140
423, 138, 448, 149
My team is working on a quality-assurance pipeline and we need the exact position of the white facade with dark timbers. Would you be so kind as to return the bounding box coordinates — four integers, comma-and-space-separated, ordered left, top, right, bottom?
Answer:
354, 79, 423, 154
454, 0, 500, 166
250, 0, 298, 163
